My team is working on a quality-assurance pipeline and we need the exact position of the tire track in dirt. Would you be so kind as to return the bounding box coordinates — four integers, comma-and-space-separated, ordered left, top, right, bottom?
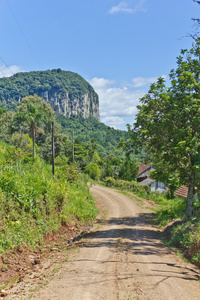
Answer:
6, 184, 200, 300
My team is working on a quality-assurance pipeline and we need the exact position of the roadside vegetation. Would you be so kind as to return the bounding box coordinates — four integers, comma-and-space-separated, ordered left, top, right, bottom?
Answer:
0, 94, 99, 255
0, 93, 137, 257
0, 141, 98, 254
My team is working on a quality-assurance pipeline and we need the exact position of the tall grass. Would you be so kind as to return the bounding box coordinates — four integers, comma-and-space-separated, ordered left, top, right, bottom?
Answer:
0, 142, 98, 254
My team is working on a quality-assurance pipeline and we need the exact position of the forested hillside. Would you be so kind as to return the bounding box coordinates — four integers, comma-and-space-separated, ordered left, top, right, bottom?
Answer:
0, 68, 130, 158
0, 69, 100, 120
56, 114, 128, 157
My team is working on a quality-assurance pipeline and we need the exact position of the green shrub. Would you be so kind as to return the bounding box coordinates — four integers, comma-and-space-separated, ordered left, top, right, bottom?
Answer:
85, 163, 101, 180
104, 177, 150, 194
104, 177, 116, 187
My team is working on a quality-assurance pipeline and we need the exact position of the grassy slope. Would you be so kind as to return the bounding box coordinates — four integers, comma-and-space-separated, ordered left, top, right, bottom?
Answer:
0, 142, 98, 254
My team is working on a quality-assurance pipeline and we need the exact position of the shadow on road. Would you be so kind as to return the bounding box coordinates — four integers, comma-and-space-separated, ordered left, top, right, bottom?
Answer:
74, 214, 200, 283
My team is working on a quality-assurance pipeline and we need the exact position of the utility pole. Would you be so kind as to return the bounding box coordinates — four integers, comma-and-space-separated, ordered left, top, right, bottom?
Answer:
72, 128, 74, 162
52, 121, 55, 177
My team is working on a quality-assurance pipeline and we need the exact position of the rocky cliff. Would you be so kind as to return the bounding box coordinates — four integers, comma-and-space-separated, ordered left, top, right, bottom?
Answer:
0, 69, 100, 121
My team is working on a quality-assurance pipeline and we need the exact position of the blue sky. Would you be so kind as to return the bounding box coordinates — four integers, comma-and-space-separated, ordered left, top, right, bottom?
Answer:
0, 0, 199, 130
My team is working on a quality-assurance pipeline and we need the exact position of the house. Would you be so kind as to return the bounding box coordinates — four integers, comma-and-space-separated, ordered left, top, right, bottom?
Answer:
137, 163, 166, 193
137, 164, 153, 182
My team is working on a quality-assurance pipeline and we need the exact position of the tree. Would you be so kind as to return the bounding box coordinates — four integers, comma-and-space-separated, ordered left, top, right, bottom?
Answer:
127, 43, 200, 218
14, 95, 54, 158
11, 133, 33, 154
39, 128, 68, 162
100, 154, 121, 179
74, 139, 89, 169
149, 162, 180, 199
85, 163, 101, 180
92, 150, 101, 164
190, 1, 200, 40
0, 110, 14, 143
118, 158, 138, 182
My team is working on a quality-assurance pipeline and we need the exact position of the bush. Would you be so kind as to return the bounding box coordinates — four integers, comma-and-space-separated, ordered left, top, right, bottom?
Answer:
85, 163, 101, 180
104, 177, 116, 187
104, 177, 150, 194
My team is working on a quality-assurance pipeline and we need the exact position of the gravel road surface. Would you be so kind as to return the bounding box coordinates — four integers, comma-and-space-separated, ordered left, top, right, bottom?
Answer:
7, 184, 200, 300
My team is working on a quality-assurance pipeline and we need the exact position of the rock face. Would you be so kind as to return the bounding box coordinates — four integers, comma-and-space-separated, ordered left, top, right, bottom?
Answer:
40, 90, 100, 121
0, 69, 100, 122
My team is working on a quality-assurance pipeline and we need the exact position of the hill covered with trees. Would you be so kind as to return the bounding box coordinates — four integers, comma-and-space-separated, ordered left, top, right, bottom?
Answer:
56, 114, 128, 157
0, 69, 100, 121
0, 69, 132, 160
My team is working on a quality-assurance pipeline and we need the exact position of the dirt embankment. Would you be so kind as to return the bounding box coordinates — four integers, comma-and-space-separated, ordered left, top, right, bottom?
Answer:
4, 184, 200, 300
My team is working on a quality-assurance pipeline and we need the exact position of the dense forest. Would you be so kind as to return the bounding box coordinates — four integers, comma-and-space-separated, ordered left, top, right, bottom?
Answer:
0, 94, 139, 182
55, 113, 129, 157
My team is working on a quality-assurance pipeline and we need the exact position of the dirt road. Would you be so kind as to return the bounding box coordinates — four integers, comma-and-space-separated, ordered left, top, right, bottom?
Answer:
7, 184, 200, 299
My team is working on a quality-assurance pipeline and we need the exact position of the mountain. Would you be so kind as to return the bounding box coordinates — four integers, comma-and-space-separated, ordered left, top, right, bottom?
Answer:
0, 69, 100, 121
0, 69, 130, 158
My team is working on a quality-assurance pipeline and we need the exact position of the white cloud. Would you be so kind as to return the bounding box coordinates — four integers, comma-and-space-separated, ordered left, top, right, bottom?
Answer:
133, 0, 146, 13
89, 77, 113, 89
0, 65, 24, 78
132, 76, 158, 87
109, 2, 133, 14
108, 0, 146, 15
101, 116, 124, 129
89, 77, 147, 129
132, 75, 167, 87
90, 74, 168, 129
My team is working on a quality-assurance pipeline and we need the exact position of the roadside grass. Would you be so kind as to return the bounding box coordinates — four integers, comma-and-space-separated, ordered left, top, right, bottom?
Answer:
152, 196, 186, 227
118, 191, 144, 206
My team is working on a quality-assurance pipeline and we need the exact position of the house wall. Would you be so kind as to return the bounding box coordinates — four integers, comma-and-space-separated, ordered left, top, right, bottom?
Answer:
150, 181, 166, 193
138, 168, 153, 180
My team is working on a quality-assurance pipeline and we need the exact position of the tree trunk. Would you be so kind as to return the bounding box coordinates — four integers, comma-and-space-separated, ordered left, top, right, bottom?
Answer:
72, 128, 74, 162
186, 169, 195, 218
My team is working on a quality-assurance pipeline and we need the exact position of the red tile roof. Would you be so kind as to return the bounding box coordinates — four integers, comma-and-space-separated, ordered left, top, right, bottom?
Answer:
137, 163, 152, 176
174, 186, 188, 198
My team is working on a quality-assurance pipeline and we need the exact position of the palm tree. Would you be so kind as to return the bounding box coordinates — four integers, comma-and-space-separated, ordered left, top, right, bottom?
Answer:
15, 95, 54, 158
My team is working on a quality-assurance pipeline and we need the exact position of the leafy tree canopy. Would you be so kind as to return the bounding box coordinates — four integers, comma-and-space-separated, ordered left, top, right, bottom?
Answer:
13, 95, 54, 158
126, 42, 200, 218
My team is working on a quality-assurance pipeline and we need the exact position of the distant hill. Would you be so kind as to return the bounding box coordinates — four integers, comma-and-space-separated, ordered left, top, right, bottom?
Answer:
56, 114, 128, 157
0, 69, 100, 121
